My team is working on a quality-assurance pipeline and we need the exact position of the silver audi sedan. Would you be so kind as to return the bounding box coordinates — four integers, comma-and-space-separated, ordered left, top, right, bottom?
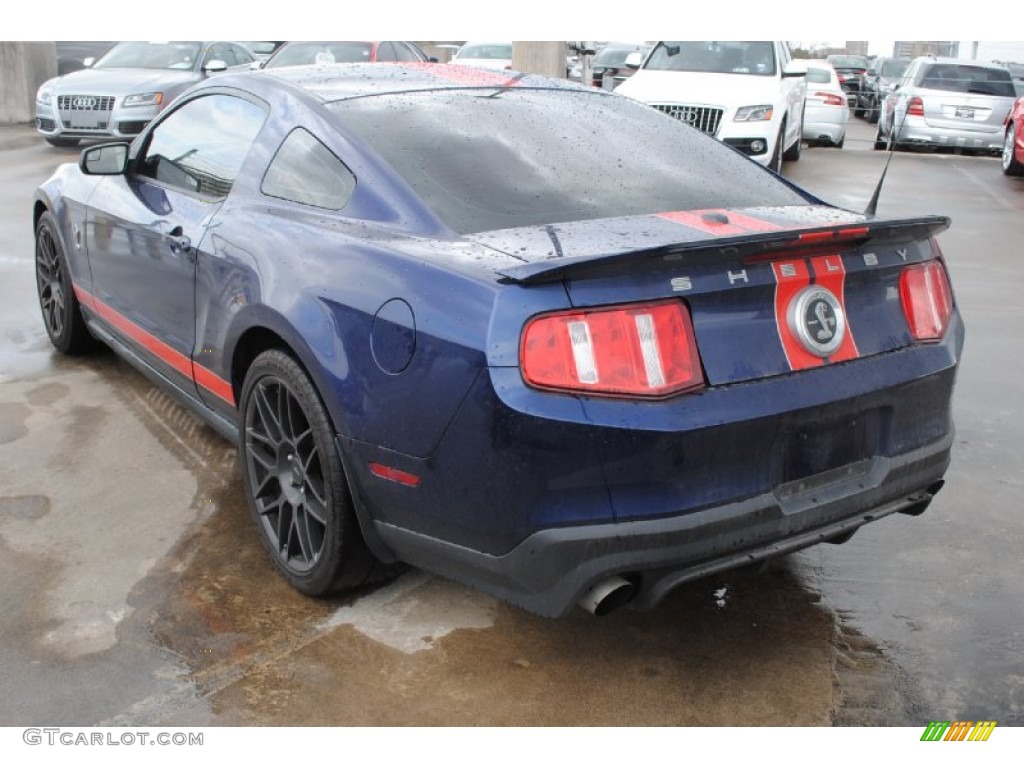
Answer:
34, 41, 255, 147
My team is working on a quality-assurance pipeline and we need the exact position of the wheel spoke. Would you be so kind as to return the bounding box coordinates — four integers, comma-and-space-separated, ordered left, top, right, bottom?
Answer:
293, 510, 314, 564
254, 382, 283, 442
301, 491, 327, 526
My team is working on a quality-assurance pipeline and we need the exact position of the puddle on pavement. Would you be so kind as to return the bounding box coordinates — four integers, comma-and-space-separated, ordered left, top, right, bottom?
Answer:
1, 350, 915, 727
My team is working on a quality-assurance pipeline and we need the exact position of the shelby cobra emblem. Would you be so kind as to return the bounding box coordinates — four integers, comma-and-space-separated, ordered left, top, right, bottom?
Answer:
787, 286, 846, 357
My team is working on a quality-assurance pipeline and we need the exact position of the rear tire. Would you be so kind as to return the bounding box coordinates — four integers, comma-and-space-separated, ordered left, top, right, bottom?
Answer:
1002, 123, 1024, 176
239, 349, 398, 596
35, 212, 96, 354
873, 120, 888, 151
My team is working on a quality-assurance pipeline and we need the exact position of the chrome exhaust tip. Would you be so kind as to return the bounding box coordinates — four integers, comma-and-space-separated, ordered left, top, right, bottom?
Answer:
578, 576, 637, 616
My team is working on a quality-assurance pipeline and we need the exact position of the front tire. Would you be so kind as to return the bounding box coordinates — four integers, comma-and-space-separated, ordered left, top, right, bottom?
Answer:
769, 125, 784, 173
239, 349, 391, 596
1002, 123, 1024, 176
35, 212, 95, 354
782, 115, 802, 161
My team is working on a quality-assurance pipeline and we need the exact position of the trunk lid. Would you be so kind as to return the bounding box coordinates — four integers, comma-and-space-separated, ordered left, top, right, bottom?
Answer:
469, 205, 951, 387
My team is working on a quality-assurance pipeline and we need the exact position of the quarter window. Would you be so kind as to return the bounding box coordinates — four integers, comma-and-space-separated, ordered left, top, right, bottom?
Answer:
135, 94, 266, 198
261, 128, 356, 210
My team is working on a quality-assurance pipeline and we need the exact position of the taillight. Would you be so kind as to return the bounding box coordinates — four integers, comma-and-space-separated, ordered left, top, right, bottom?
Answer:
815, 91, 845, 107
900, 260, 953, 341
907, 97, 924, 116
520, 300, 704, 397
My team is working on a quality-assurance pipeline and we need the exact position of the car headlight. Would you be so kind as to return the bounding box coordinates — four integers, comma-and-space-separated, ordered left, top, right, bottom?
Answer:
36, 86, 52, 105
734, 104, 774, 122
123, 92, 164, 108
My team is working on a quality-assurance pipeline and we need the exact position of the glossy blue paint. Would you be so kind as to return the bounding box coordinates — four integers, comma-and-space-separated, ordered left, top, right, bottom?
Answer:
33, 64, 965, 615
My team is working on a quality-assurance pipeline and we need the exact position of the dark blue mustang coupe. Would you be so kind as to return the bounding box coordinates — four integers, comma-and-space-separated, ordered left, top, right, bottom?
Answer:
33, 63, 963, 616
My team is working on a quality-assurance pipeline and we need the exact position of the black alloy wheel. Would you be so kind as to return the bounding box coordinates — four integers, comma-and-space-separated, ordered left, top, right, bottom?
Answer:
239, 350, 390, 596
35, 212, 94, 354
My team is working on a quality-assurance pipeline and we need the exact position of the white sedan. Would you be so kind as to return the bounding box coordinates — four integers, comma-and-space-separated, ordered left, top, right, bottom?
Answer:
791, 59, 849, 148
451, 41, 512, 71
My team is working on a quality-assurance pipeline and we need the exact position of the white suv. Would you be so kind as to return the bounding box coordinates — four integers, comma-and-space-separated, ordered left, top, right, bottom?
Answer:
616, 41, 806, 172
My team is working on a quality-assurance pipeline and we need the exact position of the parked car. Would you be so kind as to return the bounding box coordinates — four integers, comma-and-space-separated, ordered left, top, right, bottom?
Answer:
259, 41, 431, 69
33, 63, 962, 617
616, 40, 807, 173
857, 56, 910, 123
875, 57, 1018, 153
791, 60, 849, 147
1003, 95, 1024, 175
826, 54, 870, 110
35, 41, 254, 147
451, 41, 512, 70
590, 42, 651, 89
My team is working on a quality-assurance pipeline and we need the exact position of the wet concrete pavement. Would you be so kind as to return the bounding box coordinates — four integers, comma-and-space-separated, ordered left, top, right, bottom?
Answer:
0, 120, 1020, 727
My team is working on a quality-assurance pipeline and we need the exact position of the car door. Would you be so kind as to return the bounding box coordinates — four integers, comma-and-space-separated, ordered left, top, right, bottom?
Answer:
777, 42, 805, 150
84, 92, 266, 398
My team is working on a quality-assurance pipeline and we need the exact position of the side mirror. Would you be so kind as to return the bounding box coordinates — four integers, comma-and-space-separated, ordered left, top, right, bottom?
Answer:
249, 60, 263, 71
428, 56, 439, 63
624, 51, 643, 70
203, 59, 228, 74
782, 62, 805, 78
83, 57, 95, 68
80, 142, 129, 175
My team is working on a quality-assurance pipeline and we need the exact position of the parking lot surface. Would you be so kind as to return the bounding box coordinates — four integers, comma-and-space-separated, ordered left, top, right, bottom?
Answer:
0, 118, 1021, 727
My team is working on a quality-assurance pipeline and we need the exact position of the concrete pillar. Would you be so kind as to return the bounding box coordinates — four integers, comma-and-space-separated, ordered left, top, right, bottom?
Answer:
0, 42, 57, 124
512, 42, 566, 78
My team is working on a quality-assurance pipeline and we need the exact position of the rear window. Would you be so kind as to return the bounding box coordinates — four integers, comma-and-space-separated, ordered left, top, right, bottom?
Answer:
806, 67, 832, 84
329, 88, 808, 234
919, 64, 1015, 97
828, 55, 869, 70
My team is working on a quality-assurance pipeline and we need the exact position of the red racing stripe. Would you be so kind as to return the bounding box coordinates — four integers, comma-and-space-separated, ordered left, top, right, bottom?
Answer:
73, 283, 235, 407
771, 260, 823, 371
397, 61, 522, 88
657, 208, 786, 237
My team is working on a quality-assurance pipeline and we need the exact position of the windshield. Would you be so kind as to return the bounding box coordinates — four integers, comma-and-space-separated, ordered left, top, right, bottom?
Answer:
594, 45, 647, 67
920, 64, 1015, 97
93, 41, 203, 70
329, 88, 808, 234
266, 42, 374, 68
879, 59, 909, 78
456, 44, 512, 60
645, 41, 776, 76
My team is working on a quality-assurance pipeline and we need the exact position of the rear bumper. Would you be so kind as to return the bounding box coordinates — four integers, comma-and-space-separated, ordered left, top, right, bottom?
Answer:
896, 115, 1005, 150
374, 434, 951, 617
345, 318, 962, 616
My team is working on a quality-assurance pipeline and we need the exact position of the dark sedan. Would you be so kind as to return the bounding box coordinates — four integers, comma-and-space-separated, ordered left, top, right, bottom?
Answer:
33, 64, 963, 617
827, 53, 870, 109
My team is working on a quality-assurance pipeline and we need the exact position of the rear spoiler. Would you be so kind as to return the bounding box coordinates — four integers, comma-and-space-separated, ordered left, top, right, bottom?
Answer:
496, 215, 951, 285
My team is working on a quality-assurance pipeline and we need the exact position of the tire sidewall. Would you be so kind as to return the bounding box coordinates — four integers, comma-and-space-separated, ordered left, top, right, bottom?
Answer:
238, 350, 354, 595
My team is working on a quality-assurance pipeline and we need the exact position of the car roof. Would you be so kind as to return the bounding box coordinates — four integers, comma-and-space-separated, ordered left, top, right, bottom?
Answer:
249, 62, 584, 102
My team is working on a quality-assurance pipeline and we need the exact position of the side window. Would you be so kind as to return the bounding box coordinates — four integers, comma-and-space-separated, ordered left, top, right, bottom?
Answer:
136, 94, 266, 198
203, 44, 229, 68
230, 44, 254, 66
261, 128, 356, 210
375, 41, 398, 62
391, 42, 419, 62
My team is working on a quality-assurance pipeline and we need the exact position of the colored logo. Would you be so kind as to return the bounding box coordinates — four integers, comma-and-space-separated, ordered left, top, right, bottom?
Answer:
787, 286, 846, 358
920, 721, 997, 742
